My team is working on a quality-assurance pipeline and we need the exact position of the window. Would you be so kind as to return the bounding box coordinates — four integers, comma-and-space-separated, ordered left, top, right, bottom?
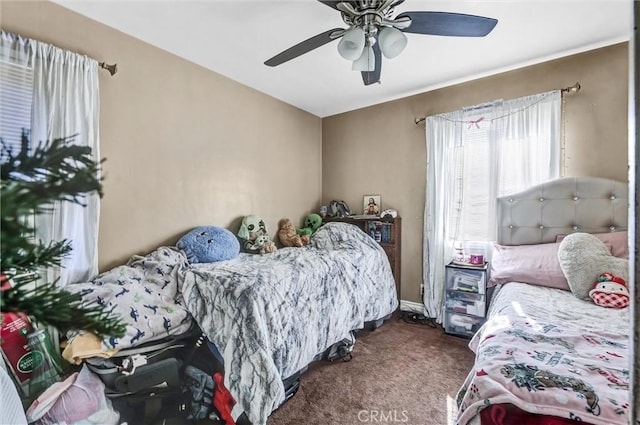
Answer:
2, 31, 102, 288
0, 43, 33, 149
423, 91, 561, 322
446, 95, 561, 244
451, 106, 494, 242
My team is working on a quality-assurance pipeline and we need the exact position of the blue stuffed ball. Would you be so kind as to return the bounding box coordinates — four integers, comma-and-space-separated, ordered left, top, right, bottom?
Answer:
177, 226, 240, 263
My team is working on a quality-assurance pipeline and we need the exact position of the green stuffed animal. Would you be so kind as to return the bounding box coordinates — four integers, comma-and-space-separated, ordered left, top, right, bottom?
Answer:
238, 215, 277, 254
297, 213, 322, 237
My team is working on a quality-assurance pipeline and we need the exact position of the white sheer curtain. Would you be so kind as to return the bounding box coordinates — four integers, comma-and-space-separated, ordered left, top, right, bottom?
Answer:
29, 39, 101, 287
423, 91, 561, 323
423, 109, 464, 320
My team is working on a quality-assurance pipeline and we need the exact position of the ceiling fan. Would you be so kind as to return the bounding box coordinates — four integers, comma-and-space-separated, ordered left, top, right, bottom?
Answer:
264, 0, 498, 86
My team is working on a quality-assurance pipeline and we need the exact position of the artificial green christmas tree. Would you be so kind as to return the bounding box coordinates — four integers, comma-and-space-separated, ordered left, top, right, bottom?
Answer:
0, 131, 125, 337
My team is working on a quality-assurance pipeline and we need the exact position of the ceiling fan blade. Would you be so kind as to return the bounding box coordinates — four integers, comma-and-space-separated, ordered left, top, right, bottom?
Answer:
265, 28, 343, 67
396, 11, 498, 37
361, 41, 382, 86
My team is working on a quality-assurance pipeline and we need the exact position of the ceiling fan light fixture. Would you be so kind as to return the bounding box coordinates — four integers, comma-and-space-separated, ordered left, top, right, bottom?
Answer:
352, 44, 375, 72
264, 2, 498, 87
378, 26, 407, 59
337, 26, 366, 60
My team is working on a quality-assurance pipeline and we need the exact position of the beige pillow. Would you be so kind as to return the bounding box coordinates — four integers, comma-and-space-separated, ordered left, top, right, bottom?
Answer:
557, 233, 629, 300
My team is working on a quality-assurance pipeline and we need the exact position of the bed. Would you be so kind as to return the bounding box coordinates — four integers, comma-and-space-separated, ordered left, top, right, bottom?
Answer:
181, 221, 398, 425
455, 176, 630, 425
66, 220, 397, 425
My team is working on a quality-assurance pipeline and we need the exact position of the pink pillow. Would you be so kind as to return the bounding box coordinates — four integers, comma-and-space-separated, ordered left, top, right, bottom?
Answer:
489, 242, 570, 290
556, 231, 628, 259
490, 241, 614, 290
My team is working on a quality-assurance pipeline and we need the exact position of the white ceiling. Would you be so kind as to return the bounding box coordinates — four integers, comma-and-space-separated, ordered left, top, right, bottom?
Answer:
52, 0, 632, 118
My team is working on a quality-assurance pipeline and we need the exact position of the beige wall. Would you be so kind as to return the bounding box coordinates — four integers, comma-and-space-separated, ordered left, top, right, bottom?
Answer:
323, 43, 629, 303
2, 1, 629, 303
2, 0, 323, 270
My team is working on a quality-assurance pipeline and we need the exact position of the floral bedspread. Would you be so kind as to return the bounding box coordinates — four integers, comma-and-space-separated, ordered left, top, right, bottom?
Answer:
456, 282, 629, 425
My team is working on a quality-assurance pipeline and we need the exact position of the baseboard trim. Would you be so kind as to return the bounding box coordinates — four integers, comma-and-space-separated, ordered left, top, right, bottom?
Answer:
399, 300, 426, 314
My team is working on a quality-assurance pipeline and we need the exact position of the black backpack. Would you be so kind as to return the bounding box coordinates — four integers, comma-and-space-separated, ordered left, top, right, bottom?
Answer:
328, 200, 351, 218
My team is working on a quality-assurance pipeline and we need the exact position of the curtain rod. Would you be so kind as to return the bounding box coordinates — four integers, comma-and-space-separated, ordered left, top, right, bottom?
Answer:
413, 82, 581, 126
3, 30, 117, 76
98, 61, 118, 76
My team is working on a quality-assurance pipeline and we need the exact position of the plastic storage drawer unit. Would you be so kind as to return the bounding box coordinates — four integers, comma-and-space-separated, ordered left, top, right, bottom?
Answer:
444, 262, 488, 338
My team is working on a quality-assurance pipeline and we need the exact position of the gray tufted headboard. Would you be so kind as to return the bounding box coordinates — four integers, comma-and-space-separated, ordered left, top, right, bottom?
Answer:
496, 177, 628, 246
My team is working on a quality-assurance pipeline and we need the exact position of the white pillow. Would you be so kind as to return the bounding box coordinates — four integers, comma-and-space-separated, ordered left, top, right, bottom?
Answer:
557, 233, 629, 300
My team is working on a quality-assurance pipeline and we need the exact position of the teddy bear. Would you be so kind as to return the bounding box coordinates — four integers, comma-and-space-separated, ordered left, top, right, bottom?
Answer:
297, 213, 323, 238
588, 272, 630, 308
278, 218, 310, 247
237, 215, 277, 254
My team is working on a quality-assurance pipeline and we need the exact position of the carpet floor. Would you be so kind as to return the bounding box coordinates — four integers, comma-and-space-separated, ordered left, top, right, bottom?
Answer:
268, 312, 476, 425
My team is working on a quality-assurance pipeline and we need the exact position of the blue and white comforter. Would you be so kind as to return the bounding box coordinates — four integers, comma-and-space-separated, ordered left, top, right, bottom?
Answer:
65, 247, 193, 350
181, 222, 398, 425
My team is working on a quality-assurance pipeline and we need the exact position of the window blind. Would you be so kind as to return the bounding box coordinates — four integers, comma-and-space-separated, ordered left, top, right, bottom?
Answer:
452, 97, 559, 244
459, 107, 493, 242
0, 57, 33, 150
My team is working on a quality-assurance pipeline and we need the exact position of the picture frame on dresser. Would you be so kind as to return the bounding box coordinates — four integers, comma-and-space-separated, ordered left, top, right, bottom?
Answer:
362, 195, 380, 216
